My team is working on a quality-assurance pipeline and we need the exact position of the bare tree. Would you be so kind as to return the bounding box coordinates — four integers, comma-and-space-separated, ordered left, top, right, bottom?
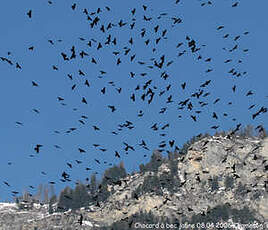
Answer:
43, 184, 49, 204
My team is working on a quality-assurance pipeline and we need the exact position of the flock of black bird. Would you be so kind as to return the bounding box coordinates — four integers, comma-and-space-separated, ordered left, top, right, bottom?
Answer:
0, 0, 267, 213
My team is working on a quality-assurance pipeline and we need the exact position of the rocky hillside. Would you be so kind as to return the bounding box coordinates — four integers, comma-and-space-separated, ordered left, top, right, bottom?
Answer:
0, 135, 267, 230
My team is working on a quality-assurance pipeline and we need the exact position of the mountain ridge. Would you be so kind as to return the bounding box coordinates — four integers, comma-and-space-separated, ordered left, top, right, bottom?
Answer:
0, 134, 267, 229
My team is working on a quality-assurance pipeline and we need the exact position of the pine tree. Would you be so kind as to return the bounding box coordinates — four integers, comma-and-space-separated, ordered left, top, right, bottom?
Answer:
57, 186, 74, 211
35, 184, 43, 202
103, 162, 127, 185
72, 182, 90, 209
43, 184, 49, 204
89, 173, 97, 197
149, 150, 163, 172
49, 184, 56, 199
239, 125, 254, 137
139, 163, 146, 173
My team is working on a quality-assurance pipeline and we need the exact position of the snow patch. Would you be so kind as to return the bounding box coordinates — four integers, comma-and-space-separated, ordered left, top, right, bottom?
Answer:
83, 220, 93, 227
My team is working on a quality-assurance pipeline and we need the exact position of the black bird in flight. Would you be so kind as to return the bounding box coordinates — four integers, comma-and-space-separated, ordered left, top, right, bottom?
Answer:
71, 3, 76, 10
27, 10, 32, 18
191, 115, 197, 122
67, 162, 72, 169
108, 105, 116, 112
232, 85, 236, 92
101, 87, 106, 94
78, 148, 86, 153
15, 121, 23, 126
34, 144, 43, 153
93, 125, 100, 131
32, 81, 38, 87
33, 109, 40, 114
115, 151, 121, 158
131, 8, 136, 16
181, 82, 186, 90
16, 63, 22, 69
82, 97, 87, 104
246, 90, 253, 96
3, 181, 10, 187
85, 80, 90, 87
232, 2, 239, 7
212, 112, 218, 119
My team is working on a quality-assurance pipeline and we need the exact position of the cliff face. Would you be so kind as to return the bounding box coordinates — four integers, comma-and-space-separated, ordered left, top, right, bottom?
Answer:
0, 135, 267, 230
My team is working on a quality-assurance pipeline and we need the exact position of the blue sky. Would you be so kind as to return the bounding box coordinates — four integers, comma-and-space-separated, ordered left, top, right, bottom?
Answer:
0, 0, 267, 201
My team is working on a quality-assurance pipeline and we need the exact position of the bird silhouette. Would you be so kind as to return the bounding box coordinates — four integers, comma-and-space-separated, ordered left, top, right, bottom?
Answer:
27, 10, 32, 18
82, 97, 87, 104
71, 3, 76, 10
34, 144, 43, 153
